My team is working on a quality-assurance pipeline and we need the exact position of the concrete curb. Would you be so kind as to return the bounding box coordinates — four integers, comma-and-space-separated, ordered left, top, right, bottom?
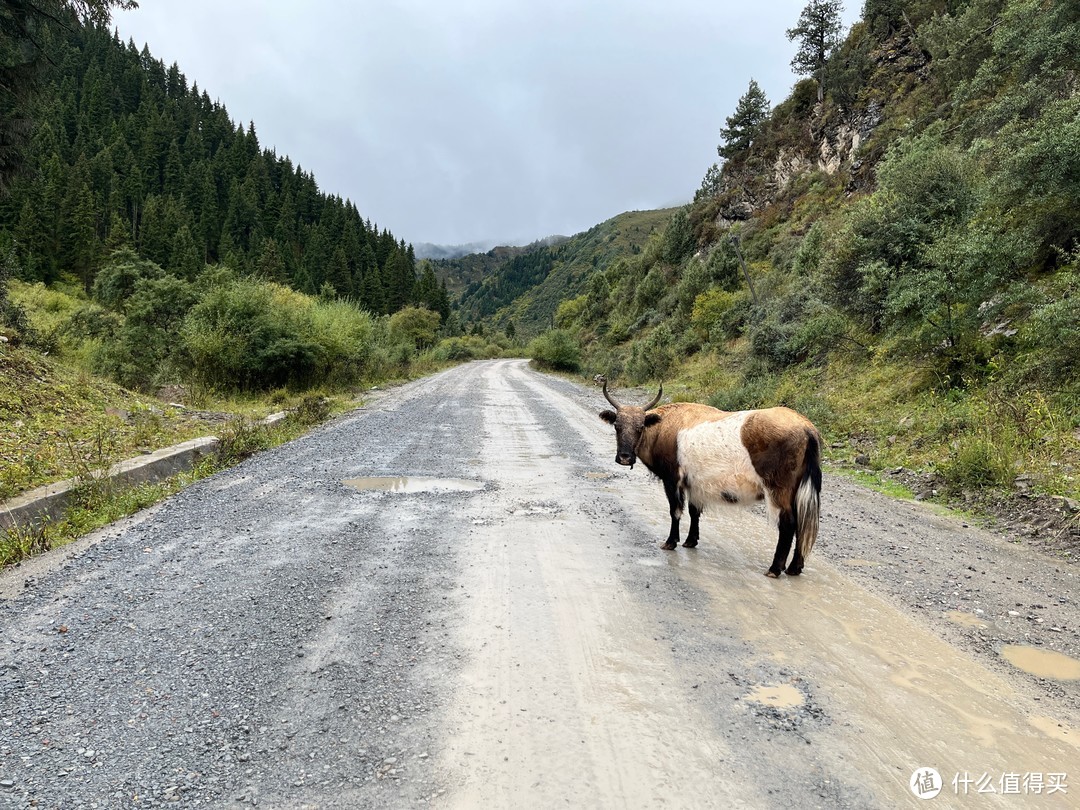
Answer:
0, 411, 289, 534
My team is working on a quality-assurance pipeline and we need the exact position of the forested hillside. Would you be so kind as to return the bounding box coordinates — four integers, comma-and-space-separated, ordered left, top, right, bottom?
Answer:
524, 0, 1080, 505
0, 22, 420, 311
444, 208, 674, 336
0, 5, 475, 406
432, 242, 558, 301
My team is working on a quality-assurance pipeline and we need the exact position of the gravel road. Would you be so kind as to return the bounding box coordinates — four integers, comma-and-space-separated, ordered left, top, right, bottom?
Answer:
2, 358, 1078, 808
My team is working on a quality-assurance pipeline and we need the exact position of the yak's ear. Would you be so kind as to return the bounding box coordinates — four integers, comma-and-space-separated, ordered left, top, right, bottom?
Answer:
644, 412, 662, 427
599, 410, 617, 424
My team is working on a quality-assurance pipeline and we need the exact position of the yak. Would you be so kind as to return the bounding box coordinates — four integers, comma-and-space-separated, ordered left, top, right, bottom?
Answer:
599, 381, 822, 577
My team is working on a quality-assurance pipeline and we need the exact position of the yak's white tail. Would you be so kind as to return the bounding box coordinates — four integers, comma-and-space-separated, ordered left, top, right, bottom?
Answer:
795, 431, 822, 561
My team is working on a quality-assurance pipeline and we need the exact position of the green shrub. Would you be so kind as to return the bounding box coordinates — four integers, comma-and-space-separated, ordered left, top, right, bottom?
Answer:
92, 274, 198, 390
939, 437, 1015, 491
746, 292, 811, 369
180, 279, 322, 391
625, 323, 676, 384
92, 249, 164, 312
431, 335, 492, 361
708, 370, 779, 411
388, 306, 441, 352
290, 394, 332, 425
307, 299, 375, 385
632, 266, 667, 316
691, 287, 750, 345
1012, 270, 1080, 389
528, 329, 581, 371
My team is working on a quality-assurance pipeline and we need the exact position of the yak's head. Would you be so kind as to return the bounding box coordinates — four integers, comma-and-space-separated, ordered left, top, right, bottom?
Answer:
598, 379, 663, 468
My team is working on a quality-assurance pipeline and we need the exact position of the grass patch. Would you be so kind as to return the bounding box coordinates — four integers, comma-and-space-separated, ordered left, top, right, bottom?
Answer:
0, 346, 219, 501
0, 395, 341, 567
831, 467, 916, 500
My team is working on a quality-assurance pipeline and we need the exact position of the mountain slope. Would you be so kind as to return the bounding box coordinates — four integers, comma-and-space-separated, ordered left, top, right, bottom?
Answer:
444, 208, 675, 336
0, 21, 416, 313
462, 0, 1080, 505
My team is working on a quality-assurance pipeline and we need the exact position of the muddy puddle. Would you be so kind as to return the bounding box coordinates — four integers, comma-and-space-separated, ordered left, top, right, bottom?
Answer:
343, 476, 484, 494
745, 683, 804, 709
1000, 645, 1080, 681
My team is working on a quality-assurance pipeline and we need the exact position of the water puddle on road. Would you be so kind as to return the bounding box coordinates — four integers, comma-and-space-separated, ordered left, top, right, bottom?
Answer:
1000, 645, 1080, 681
944, 610, 992, 629
745, 683, 804, 709
343, 476, 484, 494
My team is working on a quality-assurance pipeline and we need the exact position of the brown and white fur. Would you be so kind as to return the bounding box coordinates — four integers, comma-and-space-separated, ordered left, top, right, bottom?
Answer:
599, 382, 822, 577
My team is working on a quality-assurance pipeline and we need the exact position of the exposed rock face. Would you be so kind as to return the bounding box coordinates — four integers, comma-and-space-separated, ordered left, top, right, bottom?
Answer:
714, 101, 884, 225
815, 102, 884, 176
709, 26, 929, 226
771, 101, 885, 194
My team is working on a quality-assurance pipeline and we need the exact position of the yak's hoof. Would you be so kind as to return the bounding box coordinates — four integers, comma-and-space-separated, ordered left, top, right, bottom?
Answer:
785, 565, 803, 576
765, 568, 782, 578
683, 538, 698, 548
661, 540, 678, 550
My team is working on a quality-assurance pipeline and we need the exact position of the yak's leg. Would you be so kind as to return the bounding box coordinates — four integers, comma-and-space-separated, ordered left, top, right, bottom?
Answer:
766, 511, 796, 578
683, 503, 701, 548
786, 527, 805, 575
660, 479, 683, 550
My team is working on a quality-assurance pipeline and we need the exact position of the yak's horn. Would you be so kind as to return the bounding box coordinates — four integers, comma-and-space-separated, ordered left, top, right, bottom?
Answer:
643, 383, 663, 411
602, 378, 622, 409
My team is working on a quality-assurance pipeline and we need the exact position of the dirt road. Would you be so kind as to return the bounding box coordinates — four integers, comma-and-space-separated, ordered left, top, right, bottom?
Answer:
2, 358, 1078, 808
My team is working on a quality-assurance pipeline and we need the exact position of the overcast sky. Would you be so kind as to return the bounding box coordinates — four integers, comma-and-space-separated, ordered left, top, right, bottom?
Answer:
112, 1, 861, 248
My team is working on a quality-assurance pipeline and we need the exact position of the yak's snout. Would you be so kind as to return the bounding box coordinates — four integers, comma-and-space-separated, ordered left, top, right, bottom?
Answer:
616, 451, 635, 467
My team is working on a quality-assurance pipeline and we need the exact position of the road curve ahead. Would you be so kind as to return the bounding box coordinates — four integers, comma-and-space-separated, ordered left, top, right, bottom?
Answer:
1, 359, 1077, 808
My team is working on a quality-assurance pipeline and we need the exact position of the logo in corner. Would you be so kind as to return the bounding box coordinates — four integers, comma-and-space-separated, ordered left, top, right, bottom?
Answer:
910, 767, 943, 800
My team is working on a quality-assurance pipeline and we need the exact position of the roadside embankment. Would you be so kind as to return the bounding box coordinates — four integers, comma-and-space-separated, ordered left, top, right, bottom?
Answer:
0, 413, 286, 534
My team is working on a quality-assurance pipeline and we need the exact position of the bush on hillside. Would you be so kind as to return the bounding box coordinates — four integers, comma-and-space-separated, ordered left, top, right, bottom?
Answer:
92, 249, 165, 312
0, 241, 36, 347
93, 274, 198, 390
1011, 268, 1080, 394
625, 323, 676, 384
528, 329, 581, 372
388, 305, 442, 352
181, 279, 328, 391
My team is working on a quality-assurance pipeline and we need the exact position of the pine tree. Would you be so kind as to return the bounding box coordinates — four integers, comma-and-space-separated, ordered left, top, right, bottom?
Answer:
169, 224, 201, 279
0, 18, 415, 306
717, 79, 770, 160
254, 236, 285, 283
413, 261, 440, 308
357, 242, 385, 313
1, 1, 135, 189
163, 139, 183, 197
61, 156, 99, 291
326, 245, 352, 298
787, 0, 844, 103
301, 223, 330, 293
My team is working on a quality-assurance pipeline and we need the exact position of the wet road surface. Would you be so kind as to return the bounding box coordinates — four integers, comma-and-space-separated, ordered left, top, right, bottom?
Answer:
1, 359, 1077, 808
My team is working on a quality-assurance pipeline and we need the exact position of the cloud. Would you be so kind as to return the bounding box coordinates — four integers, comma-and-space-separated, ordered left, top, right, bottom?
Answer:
113, 1, 860, 246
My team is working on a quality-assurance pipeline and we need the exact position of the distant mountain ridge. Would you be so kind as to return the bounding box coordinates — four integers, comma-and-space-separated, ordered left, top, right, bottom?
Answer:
416, 234, 569, 262
435, 209, 675, 336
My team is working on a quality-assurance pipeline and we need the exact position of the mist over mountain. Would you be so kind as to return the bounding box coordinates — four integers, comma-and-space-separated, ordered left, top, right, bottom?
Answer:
414, 242, 500, 261
415, 234, 569, 261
